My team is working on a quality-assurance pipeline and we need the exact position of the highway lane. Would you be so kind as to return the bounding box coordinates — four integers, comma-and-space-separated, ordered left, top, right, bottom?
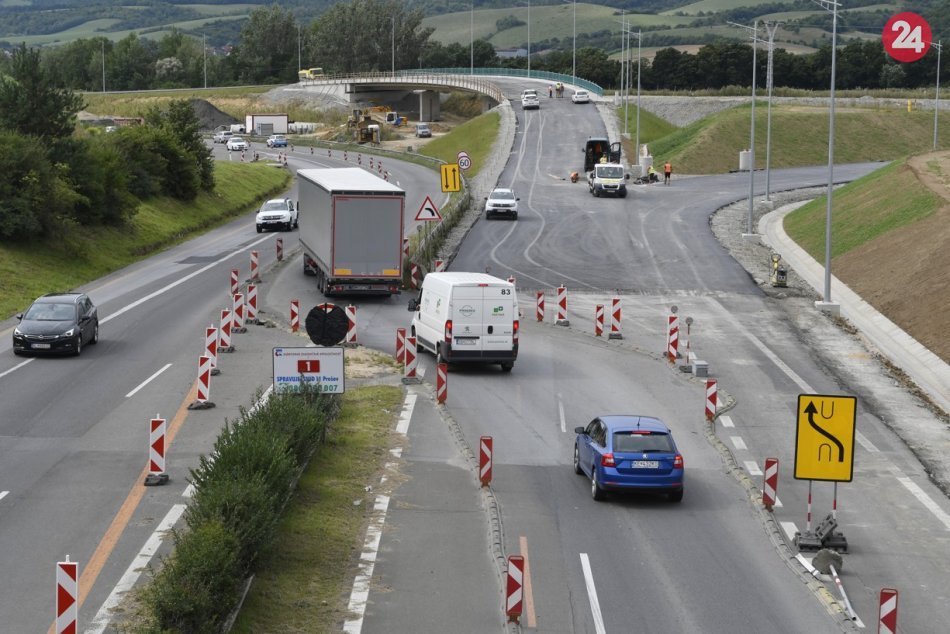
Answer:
0, 147, 440, 631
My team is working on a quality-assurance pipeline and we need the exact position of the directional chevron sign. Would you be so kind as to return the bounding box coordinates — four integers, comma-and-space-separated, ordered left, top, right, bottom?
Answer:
794, 394, 857, 482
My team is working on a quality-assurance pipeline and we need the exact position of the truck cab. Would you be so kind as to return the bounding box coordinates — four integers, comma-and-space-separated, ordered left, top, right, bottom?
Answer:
588, 163, 629, 198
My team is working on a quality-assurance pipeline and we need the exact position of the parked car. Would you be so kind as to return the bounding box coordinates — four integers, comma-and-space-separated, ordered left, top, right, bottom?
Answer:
266, 134, 288, 148
13, 293, 99, 356
571, 90, 591, 104
521, 89, 540, 110
574, 415, 684, 501
213, 130, 233, 143
256, 198, 298, 232
227, 137, 249, 151
484, 188, 519, 220
415, 123, 432, 138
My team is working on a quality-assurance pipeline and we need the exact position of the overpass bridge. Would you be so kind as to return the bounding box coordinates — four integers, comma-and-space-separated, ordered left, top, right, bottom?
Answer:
290, 68, 603, 122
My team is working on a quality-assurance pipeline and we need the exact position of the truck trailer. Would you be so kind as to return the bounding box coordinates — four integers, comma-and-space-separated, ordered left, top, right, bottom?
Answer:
298, 168, 405, 296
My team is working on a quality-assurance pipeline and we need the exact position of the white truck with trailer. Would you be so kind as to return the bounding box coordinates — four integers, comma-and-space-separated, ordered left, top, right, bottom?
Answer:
408, 272, 519, 371
298, 167, 405, 296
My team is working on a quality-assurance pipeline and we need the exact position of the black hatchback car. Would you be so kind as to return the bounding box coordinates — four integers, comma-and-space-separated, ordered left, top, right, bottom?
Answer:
13, 293, 99, 356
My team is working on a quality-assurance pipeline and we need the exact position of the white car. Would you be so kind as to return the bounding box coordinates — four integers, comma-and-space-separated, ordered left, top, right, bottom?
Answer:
256, 198, 298, 232
571, 90, 590, 104
484, 188, 519, 220
521, 89, 540, 110
227, 137, 249, 151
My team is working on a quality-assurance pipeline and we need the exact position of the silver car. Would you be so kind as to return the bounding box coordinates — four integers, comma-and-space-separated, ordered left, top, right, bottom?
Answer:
226, 137, 249, 151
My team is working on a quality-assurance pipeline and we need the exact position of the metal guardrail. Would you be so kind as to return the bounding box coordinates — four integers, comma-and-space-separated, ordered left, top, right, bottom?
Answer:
297, 68, 604, 99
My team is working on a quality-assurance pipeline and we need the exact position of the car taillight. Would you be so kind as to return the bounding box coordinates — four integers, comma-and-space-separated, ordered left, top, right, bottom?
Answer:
673, 454, 684, 469
513, 319, 519, 344
601, 453, 615, 467
445, 319, 452, 344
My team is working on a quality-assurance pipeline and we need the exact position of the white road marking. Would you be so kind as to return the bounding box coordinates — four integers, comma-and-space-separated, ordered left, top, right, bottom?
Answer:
182, 484, 194, 498
731, 436, 747, 451
86, 504, 187, 634
744, 460, 762, 476
719, 415, 735, 428
796, 553, 821, 578
896, 475, 950, 531
579, 553, 607, 634
343, 391, 416, 633
0, 358, 33, 379
0, 491, 8, 502
739, 329, 812, 393
774, 496, 783, 508
780, 521, 799, 543
856, 431, 879, 453
124, 363, 172, 398
557, 392, 566, 433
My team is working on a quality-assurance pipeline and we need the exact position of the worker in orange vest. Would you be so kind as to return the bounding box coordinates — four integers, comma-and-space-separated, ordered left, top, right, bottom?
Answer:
663, 161, 672, 185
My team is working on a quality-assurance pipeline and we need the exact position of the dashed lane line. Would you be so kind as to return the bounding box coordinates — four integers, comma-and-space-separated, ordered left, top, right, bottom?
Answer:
730, 436, 747, 451
124, 363, 172, 398
579, 553, 607, 634
719, 415, 735, 428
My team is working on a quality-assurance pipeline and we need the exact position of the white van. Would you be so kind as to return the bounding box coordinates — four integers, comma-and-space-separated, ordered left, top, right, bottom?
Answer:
408, 272, 519, 371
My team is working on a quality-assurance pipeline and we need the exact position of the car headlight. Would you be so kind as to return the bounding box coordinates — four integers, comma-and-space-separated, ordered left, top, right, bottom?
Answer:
64, 328, 75, 337
14, 327, 22, 336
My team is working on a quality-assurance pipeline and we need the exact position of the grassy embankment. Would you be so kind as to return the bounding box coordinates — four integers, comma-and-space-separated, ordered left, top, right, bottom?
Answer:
418, 109, 500, 179
643, 104, 950, 174
0, 161, 289, 318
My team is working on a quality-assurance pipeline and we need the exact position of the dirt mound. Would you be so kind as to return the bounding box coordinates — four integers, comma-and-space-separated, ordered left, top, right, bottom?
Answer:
190, 99, 239, 131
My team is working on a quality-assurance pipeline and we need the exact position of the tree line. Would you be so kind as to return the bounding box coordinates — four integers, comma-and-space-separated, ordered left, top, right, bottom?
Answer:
0, 45, 213, 242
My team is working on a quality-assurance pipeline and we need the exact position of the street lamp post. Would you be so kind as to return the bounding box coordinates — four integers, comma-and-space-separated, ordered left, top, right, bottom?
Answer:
729, 20, 760, 235
813, 0, 841, 312
101, 40, 106, 93
470, 2, 474, 75
204, 34, 208, 89
527, 0, 531, 77
391, 15, 396, 76
561, 0, 576, 84
934, 41, 942, 151
764, 22, 779, 201
636, 30, 641, 167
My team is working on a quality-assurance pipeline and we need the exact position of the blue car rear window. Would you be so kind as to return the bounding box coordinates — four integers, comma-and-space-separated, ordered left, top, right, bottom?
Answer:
613, 432, 673, 453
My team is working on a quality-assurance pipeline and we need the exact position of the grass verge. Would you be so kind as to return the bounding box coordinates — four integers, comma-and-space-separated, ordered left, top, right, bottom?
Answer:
230, 384, 404, 634
418, 110, 500, 180
784, 159, 942, 260
0, 161, 289, 318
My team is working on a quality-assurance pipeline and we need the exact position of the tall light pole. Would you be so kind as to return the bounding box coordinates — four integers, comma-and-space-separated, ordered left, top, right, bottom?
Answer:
470, 2, 474, 75
764, 22, 779, 201
636, 29, 641, 166
813, 0, 841, 311
572, 0, 576, 84
391, 15, 396, 76
527, 0, 531, 77
729, 20, 760, 235
101, 39, 106, 93
934, 41, 942, 151
203, 34, 208, 89
297, 25, 301, 72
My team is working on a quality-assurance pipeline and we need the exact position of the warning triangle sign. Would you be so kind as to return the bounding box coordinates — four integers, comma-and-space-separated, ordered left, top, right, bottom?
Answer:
415, 195, 442, 221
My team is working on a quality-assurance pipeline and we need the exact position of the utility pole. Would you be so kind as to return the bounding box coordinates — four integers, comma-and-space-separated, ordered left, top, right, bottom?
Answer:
204, 34, 208, 89
764, 22, 779, 201
391, 15, 396, 76
470, 2, 474, 75
101, 40, 106, 93
527, 0, 531, 77
934, 41, 942, 151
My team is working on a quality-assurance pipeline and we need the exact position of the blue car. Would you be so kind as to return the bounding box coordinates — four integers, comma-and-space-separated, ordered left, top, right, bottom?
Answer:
574, 415, 684, 502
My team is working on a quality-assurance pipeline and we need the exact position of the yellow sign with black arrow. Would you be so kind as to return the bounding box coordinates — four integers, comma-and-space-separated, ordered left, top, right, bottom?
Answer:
794, 394, 857, 482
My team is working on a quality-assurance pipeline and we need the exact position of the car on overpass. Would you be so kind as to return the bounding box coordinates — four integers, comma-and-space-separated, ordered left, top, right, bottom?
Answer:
521, 89, 540, 110
574, 415, 684, 501
571, 89, 590, 104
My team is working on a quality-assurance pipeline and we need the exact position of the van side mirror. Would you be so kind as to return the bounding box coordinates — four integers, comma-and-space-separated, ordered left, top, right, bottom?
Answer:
574, 426, 586, 435
625, 174, 630, 180
408, 298, 419, 311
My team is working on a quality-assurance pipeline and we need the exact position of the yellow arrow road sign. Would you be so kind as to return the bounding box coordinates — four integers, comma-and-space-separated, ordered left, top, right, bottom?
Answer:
794, 394, 857, 482
440, 163, 461, 192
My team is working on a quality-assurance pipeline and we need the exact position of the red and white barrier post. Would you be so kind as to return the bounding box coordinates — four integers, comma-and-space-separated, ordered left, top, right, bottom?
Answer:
144, 416, 169, 486
232, 293, 246, 333
609, 297, 623, 340
479, 436, 492, 487
536, 291, 544, 322
56, 558, 78, 634
345, 304, 357, 345
230, 268, 239, 297
403, 238, 409, 261
705, 379, 718, 421
878, 588, 898, 634
505, 555, 525, 623
245, 284, 258, 324
205, 326, 219, 375
555, 285, 569, 326
666, 309, 679, 362
189, 355, 215, 409
249, 250, 260, 282
410, 263, 420, 290
507, 275, 515, 285
436, 363, 448, 404
276, 237, 283, 262
763, 457, 778, 511
290, 299, 300, 333
395, 327, 406, 363
402, 336, 420, 384
594, 304, 604, 336
219, 308, 233, 353
434, 259, 444, 272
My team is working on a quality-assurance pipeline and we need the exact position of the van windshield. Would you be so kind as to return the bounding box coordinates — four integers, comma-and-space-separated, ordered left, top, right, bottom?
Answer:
597, 166, 623, 178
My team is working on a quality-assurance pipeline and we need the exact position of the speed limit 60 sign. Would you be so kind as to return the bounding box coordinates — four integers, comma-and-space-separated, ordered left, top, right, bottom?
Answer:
883, 12, 932, 63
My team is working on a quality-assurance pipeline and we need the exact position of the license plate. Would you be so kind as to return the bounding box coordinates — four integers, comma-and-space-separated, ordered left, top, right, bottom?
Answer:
632, 460, 659, 469
32, 343, 51, 349
349, 285, 370, 290
454, 338, 477, 346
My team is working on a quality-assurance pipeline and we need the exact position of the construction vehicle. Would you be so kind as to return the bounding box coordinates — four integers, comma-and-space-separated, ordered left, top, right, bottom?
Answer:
299, 168, 405, 296
583, 137, 622, 172
297, 67, 326, 81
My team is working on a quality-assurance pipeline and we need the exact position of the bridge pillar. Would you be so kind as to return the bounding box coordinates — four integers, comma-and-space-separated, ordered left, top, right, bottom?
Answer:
418, 90, 441, 122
